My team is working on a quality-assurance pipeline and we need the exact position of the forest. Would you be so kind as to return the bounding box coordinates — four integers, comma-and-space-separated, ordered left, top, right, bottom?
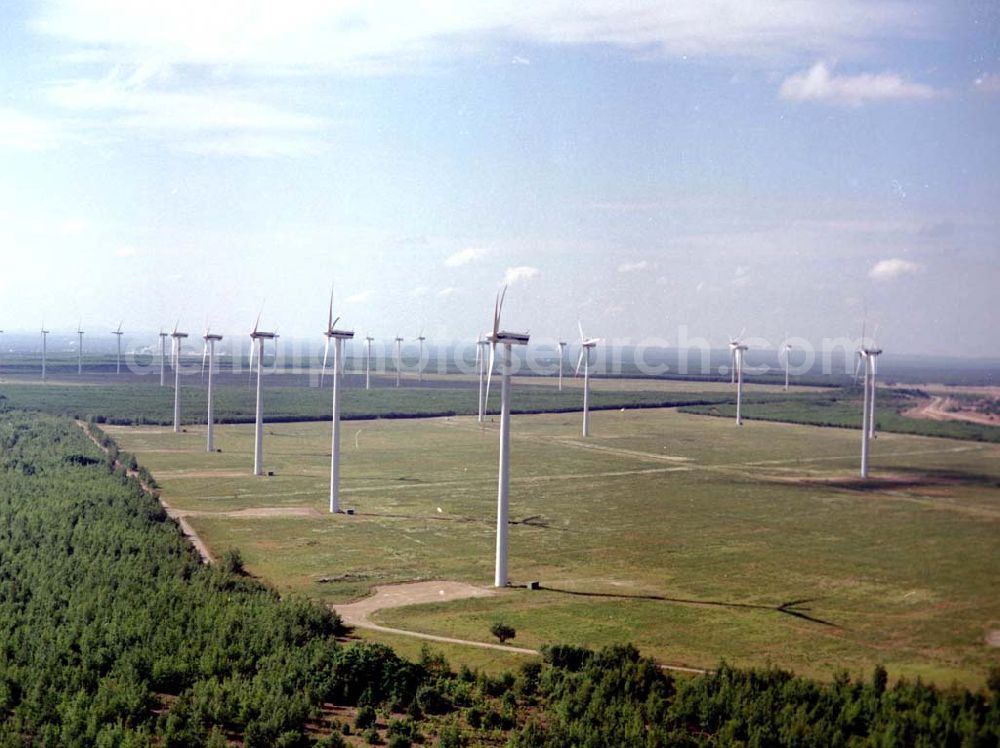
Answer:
1, 411, 998, 746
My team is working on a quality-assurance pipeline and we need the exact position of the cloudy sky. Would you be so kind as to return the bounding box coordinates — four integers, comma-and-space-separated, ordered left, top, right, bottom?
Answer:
1, 0, 997, 356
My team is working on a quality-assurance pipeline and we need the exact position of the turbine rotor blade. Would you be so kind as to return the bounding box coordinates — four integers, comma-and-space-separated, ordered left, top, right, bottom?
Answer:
485, 343, 496, 409
575, 348, 585, 376
320, 337, 330, 387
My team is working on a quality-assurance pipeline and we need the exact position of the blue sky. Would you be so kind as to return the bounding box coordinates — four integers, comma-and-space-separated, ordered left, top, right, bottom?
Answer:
1, 0, 997, 357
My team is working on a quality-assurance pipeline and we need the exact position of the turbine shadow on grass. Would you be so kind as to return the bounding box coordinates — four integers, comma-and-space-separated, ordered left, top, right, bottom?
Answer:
539, 586, 839, 627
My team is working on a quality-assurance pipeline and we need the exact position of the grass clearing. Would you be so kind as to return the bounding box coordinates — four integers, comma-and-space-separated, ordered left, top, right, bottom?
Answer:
108, 405, 1000, 689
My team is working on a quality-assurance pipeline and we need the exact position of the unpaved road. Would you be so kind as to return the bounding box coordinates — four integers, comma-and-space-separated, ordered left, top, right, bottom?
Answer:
904, 396, 999, 426
332, 580, 708, 674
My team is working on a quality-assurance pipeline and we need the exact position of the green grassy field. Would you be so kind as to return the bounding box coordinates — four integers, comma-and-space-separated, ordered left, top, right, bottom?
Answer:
107, 403, 1000, 690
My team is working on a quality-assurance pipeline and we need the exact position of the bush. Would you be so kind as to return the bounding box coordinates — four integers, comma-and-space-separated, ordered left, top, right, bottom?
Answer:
490, 622, 515, 644
355, 705, 377, 730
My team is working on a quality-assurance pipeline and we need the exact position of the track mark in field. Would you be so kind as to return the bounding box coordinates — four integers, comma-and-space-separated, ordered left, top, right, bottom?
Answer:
182, 506, 322, 519
332, 580, 708, 674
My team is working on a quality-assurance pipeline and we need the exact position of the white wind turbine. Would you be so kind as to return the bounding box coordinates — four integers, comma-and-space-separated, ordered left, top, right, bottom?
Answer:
249, 312, 277, 476
202, 328, 223, 453
159, 330, 169, 387
485, 285, 530, 588
475, 332, 489, 423
112, 321, 124, 375
394, 335, 404, 387
855, 324, 882, 478
272, 333, 281, 374
76, 322, 84, 375
729, 331, 748, 426
364, 335, 374, 390
170, 323, 188, 433
415, 330, 426, 383
576, 323, 602, 437
322, 291, 354, 512
557, 340, 567, 391
781, 334, 792, 392
40, 324, 49, 381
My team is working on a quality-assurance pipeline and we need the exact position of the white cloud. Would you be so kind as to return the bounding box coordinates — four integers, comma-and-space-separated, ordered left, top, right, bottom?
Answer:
868, 258, 924, 281
780, 62, 939, 106
345, 290, 373, 303
503, 266, 539, 285
617, 260, 648, 273
974, 73, 1000, 95
44, 68, 329, 157
444, 247, 486, 267
33, 1, 930, 72
436, 287, 456, 297
0, 108, 66, 151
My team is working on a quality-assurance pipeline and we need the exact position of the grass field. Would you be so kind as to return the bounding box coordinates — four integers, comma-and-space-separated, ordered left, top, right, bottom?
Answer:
107, 400, 1000, 690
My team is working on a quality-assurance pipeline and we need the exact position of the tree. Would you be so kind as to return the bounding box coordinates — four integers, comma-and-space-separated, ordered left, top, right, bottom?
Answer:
490, 622, 516, 644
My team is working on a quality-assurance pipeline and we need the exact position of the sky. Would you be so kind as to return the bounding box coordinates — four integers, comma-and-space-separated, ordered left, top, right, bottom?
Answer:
1, 0, 998, 357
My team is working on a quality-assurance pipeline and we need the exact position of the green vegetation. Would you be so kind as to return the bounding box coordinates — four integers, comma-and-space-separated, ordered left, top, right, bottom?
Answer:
2, 410, 998, 744
0, 380, 751, 426
681, 386, 1000, 443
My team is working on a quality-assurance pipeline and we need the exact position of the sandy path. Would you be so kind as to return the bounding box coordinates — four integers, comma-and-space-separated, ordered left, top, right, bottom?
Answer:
332, 580, 708, 674
904, 396, 999, 426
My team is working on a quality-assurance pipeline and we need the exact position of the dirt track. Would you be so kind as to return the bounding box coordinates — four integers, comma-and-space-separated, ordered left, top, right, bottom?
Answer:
904, 396, 999, 426
332, 580, 709, 674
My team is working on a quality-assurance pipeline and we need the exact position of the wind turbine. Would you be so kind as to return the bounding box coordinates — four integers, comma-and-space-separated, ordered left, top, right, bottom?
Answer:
728, 329, 745, 385
576, 323, 601, 437
781, 334, 792, 392
76, 322, 84, 375
40, 324, 48, 381
271, 333, 281, 374
557, 341, 567, 391
415, 330, 426, 383
202, 328, 223, 452
364, 335, 374, 390
475, 332, 489, 423
170, 324, 188, 433
249, 312, 277, 476
855, 326, 882, 478
485, 285, 530, 588
394, 335, 404, 387
322, 291, 354, 512
112, 321, 124, 375
159, 330, 169, 387
729, 332, 748, 426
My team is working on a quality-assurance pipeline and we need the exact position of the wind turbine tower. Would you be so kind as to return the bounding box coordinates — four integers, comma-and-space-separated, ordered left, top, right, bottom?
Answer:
249, 313, 277, 476
485, 286, 530, 587
40, 325, 48, 382
782, 336, 792, 392
729, 334, 748, 426
323, 292, 354, 512
576, 323, 602, 437
394, 335, 404, 387
415, 331, 426, 383
557, 341, 567, 391
202, 329, 223, 452
364, 336, 374, 390
112, 322, 124, 375
858, 342, 882, 478
159, 330, 169, 386
77, 323, 84, 375
170, 325, 188, 433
